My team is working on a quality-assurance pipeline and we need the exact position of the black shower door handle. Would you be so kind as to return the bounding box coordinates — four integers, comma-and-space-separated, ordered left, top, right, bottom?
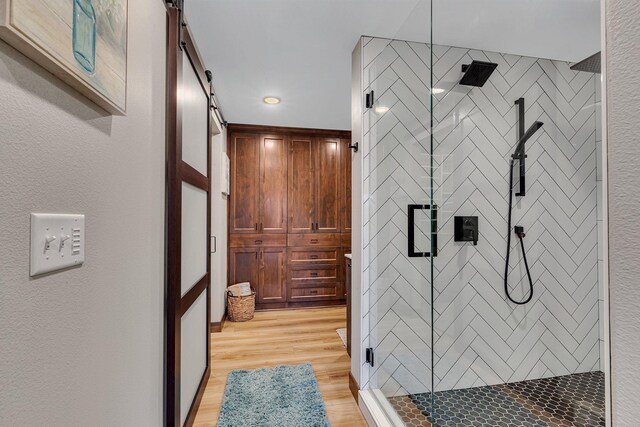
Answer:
408, 204, 438, 258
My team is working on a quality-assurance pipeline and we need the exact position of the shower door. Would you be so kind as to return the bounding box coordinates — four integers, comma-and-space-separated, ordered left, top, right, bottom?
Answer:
361, 35, 436, 411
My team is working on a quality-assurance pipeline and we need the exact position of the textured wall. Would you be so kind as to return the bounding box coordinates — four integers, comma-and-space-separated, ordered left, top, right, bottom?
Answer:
606, 0, 640, 425
360, 37, 600, 395
0, 1, 166, 425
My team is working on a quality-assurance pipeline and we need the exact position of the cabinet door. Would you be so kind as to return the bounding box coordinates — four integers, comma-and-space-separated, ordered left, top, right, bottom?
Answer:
229, 248, 259, 289
230, 133, 260, 233
288, 136, 315, 233
260, 134, 288, 233
341, 138, 352, 233
259, 247, 287, 303
315, 137, 340, 232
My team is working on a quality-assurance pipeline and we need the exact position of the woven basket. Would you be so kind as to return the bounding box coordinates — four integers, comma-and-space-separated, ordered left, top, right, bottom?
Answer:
227, 289, 256, 322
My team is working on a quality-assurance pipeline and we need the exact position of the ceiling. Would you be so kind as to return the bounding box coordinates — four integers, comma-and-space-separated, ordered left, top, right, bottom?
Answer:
186, 0, 600, 131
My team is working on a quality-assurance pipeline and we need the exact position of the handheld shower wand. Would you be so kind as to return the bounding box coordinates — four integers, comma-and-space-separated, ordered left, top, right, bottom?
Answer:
504, 98, 543, 305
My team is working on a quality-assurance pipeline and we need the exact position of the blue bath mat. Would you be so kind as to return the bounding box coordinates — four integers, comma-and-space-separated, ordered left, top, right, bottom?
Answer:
217, 363, 331, 427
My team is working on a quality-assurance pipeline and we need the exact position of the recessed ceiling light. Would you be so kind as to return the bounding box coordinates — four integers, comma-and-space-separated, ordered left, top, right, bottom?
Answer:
263, 96, 281, 104
432, 88, 445, 94
374, 106, 389, 114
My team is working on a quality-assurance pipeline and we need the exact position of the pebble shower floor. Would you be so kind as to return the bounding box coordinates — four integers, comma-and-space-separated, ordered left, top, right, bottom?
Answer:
388, 371, 605, 426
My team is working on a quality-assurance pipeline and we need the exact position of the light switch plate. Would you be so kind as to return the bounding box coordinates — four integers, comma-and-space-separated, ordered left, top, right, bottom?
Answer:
30, 213, 85, 276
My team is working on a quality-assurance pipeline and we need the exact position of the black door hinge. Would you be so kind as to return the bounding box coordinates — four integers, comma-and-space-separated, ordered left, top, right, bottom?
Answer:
365, 91, 375, 109
366, 348, 374, 367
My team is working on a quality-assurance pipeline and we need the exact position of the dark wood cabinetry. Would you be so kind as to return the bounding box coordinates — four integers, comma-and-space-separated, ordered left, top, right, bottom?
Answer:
288, 136, 315, 234
230, 132, 288, 234
260, 135, 288, 233
258, 247, 287, 303
230, 133, 260, 233
229, 247, 259, 292
229, 246, 286, 304
315, 137, 341, 233
228, 124, 351, 310
288, 136, 341, 233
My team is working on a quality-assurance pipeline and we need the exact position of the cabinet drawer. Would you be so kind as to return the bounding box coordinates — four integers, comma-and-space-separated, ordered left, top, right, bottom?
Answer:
287, 233, 340, 247
289, 265, 339, 281
289, 286, 338, 299
288, 247, 340, 264
230, 234, 287, 248
340, 233, 351, 247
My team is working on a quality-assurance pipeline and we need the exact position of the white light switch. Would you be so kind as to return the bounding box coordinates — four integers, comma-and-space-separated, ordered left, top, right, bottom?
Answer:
30, 213, 85, 276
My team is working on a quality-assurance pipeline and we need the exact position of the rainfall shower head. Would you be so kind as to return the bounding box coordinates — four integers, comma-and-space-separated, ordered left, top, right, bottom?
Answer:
459, 60, 498, 87
570, 52, 601, 74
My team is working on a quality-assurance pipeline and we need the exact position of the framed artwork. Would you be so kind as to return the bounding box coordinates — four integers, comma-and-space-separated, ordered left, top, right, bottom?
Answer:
0, 0, 128, 114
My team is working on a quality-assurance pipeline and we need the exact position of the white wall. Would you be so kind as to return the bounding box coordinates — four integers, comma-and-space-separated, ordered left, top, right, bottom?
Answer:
210, 115, 228, 323
606, 0, 640, 424
0, 1, 166, 425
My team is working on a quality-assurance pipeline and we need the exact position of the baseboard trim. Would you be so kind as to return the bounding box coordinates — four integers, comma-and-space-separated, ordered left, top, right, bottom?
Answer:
349, 372, 359, 404
210, 312, 226, 333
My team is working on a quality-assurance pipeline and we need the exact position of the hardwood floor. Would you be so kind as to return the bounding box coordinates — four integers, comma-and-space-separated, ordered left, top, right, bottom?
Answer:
193, 307, 366, 426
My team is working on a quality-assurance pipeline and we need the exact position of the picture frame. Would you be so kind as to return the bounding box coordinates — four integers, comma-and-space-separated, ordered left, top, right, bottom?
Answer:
0, 0, 128, 114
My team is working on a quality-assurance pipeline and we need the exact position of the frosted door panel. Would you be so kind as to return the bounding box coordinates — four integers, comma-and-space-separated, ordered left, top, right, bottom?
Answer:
181, 182, 207, 295
180, 292, 207, 426
181, 52, 208, 176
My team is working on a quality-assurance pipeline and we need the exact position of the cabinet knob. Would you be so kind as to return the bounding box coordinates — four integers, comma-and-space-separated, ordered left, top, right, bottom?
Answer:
255, 240, 263, 245
310, 239, 319, 244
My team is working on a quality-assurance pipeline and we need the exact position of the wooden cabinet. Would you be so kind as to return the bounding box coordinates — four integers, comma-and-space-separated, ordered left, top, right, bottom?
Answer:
315, 137, 341, 233
286, 245, 342, 303
230, 133, 260, 233
229, 247, 259, 292
288, 136, 341, 233
230, 133, 287, 234
228, 124, 351, 310
258, 247, 287, 304
229, 246, 286, 304
288, 247, 340, 264
288, 136, 315, 233
260, 135, 288, 233
230, 234, 287, 248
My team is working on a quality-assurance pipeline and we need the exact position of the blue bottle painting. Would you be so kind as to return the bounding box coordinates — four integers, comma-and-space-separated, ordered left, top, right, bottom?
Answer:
72, 0, 97, 74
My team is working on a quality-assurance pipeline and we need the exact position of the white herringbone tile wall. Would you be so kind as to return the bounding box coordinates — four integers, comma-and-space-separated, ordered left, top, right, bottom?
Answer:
360, 37, 600, 397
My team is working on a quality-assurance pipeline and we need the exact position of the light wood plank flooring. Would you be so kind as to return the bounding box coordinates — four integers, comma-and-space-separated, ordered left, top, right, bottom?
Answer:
193, 307, 366, 427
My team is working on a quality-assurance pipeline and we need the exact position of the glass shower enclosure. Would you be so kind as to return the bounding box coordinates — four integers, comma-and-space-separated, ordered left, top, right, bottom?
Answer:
358, 1, 607, 425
